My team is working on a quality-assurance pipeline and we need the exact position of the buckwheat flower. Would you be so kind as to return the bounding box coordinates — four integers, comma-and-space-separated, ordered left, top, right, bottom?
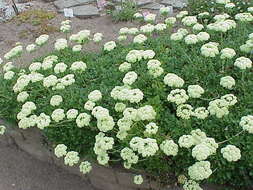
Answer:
60, 24, 71, 33
72, 44, 82, 52
144, 122, 158, 135
70, 61, 87, 72
148, 66, 164, 78
117, 117, 132, 131
192, 144, 212, 161
120, 147, 138, 164
93, 33, 103, 42
43, 75, 58, 88
240, 115, 253, 133
216, 0, 230, 4
26, 44, 37, 52
17, 91, 29, 102
164, 73, 184, 87
177, 104, 193, 120
79, 161, 92, 174
155, 23, 167, 31
248, 7, 253, 13
220, 48, 236, 59
119, 62, 131, 72
160, 139, 178, 156
140, 24, 155, 34
167, 89, 189, 105
144, 13, 156, 22
201, 42, 219, 57
55, 38, 68, 51
235, 13, 253, 22
97, 153, 110, 165
185, 34, 199, 45
41, 60, 53, 70
137, 105, 156, 121
3, 62, 14, 72
220, 76, 235, 89
160, 6, 170, 15
66, 109, 78, 120
117, 130, 128, 140
51, 109, 65, 122
178, 28, 189, 35
134, 12, 143, 19
64, 151, 80, 166
126, 50, 142, 63
29, 62, 41, 72
182, 16, 198, 26
191, 129, 207, 145
35, 34, 49, 46
54, 144, 67, 158
0, 58, 3, 65
142, 50, 155, 60
115, 103, 126, 112
170, 32, 184, 41
104, 41, 116, 51
134, 175, 143, 185
60, 74, 75, 86
221, 94, 237, 106
240, 44, 252, 54
127, 89, 144, 103
4, 45, 23, 60
88, 90, 102, 102
208, 99, 229, 118
193, 107, 209, 119
128, 27, 139, 35
176, 11, 188, 19
221, 145, 241, 162
37, 113, 51, 129
187, 85, 204, 98
133, 34, 147, 44
234, 57, 252, 69
54, 62, 67, 74
4, 71, 15, 80
147, 59, 161, 69
118, 27, 128, 35
165, 17, 176, 25
183, 180, 202, 190
188, 161, 212, 181
50, 95, 63, 107
193, 23, 204, 31
118, 35, 127, 41
76, 113, 91, 127
214, 13, 230, 21
123, 71, 138, 85
198, 12, 209, 18
123, 108, 138, 121
0, 125, 6, 135
92, 106, 110, 119
84, 100, 95, 111
225, 3, 235, 8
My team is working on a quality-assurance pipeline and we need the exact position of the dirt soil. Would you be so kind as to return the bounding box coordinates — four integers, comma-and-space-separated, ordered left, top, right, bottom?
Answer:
0, 0, 143, 64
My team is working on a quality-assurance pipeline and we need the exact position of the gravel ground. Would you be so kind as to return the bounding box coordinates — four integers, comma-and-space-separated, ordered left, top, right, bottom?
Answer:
0, 142, 94, 190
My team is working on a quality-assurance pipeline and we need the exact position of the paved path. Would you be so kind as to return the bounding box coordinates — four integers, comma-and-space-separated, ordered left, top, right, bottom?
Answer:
0, 142, 94, 190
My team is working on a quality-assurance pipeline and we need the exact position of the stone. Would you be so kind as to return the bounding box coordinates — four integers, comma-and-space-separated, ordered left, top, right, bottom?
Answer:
136, 0, 152, 7
88, 164, 117, 183
141, 2, 164, 10
161, 0, 188, 8
54, 0, 95, 10
72, 5, 99, 18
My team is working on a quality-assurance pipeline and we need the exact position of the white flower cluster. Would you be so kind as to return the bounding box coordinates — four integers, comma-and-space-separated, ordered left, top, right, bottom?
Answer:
187, 85, 204, 98
160, 6, 171, 15
4, 45, 23, 60
134, 175, 143, 185
240, 115, 253, 133
70, 30, 90, 44
70, 61, 87, 72
60, 20, 71, 33
4, 70, 15, 80
0, 125, 6, 135
130, 137, 159, 157
221, 145, 241, 162
147, 59, 164, 78
126, 49, 155, 63
234, 56, 252, 70
51, 108, 65, 122
182, 16, 198, 26
240, 33, 253, 53
76, 112, 91, 128
220, 76, 235, 89
88, 90, 102, 102
183, 180, 202, 190
94, 132, 114, 165
120, 147, 139, 168
104, 41, 116, 51
144, 122, 158, 135
26, 44, 37, 52
79, 161, 92, 174
207, 19, 236, 33
201, 42, 219, 57
92, 106, 114, 132
235, 13, 253, 22
54, 38, 68, 51
50, 95, 63, 106
144, 13, 156, 22
176, 11, 188, 19
123, 71, 138, 85
188, 161, 212, 181
66, 109, 78, 119
133, 34, 147, 44
160, 139, 178, 156
54, 144, 67, 158
165, 17, 177, 25
176, 104, 193, 120
167, 89, 188, 105
164, 73, 184, 87
93, 33, 103, 43
35, 34, 49, 46
193, 107, 209, 120
220, 48, 236, 59
119, 62, 131, 72
54, 62, 68, 74
64, 151, 80, 166
17, 101, 37, 129
111, 86, 143, 103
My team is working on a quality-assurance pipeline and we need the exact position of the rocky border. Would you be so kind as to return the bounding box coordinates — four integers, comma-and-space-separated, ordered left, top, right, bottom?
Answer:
0, 119, 181, 190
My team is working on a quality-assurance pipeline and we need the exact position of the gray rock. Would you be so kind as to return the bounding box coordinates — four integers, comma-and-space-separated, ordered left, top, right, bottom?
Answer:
54, 0, 95, 10
72, 5, 99, 18
161, 0, 188, 8
136, 0, 152, 7
141, 2, 164, 10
